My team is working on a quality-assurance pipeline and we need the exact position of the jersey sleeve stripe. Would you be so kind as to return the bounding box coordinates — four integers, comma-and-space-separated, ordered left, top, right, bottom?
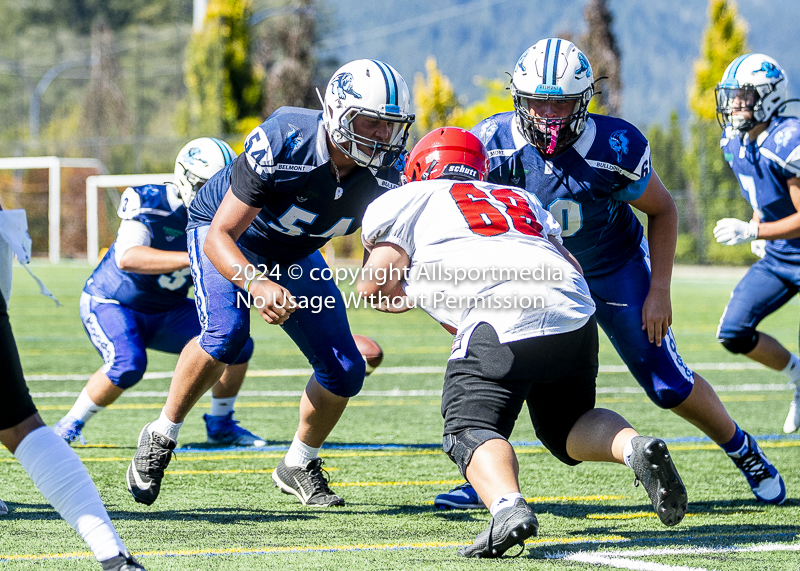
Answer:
760, 147, 800, 176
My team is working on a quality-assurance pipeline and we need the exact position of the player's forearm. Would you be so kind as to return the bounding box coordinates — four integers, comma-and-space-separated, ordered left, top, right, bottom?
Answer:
204, 226, 254, 290
752, 213, 800, 240
646, 207, 677, 291
118, 246, 189, 274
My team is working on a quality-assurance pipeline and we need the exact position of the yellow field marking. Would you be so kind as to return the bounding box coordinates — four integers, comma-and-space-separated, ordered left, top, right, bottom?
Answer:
586, 512, 698, 520
528, 495, 628, 503
0, 535, 629, 562
166, 469, 276, 475
331, 479, 463, 488
34, 400, 442, 412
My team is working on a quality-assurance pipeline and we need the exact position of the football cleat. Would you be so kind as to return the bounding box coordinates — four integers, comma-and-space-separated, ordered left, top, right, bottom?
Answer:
630, 436, 688, 526
52, 416, 86, 445
0, 499, 8, 516
272, 458, 345, 507
783, 389, 800, 434
101, 551, 146, 571
457, 498, 538, 558
204, 412, 267, 447
434, 482, 483, 510
126, 424, 176, 506
728, 432, 786, 504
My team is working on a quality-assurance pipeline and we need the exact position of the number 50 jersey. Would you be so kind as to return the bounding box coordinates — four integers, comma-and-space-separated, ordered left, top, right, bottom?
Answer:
84, 184, 192, 313
361, 178, 595, 345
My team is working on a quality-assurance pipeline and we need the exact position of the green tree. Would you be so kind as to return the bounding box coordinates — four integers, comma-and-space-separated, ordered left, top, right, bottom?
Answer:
686, 0, 750, 264
412, 56, 461, 136
580, 0, 622, 116
177, 0, 264, 140
648, 111, 697, 262
451, 78, 514, 130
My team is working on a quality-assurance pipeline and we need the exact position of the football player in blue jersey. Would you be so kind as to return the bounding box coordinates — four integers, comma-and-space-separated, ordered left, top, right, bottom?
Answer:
127, 59, 414, 507
52, 138, 265, 449
713, 54, 800, 434
434, 38, 785, 510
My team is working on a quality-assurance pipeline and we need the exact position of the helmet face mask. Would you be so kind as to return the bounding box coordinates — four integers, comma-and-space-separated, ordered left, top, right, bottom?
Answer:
404, 127, 489, 183
321, 60, 414, 169
174, 137, 236, 207
716, 53, 789, 134
511, 39, 594, 156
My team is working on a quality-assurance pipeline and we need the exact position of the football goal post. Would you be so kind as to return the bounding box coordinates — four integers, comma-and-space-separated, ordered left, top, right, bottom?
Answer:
0, 156, 106, 263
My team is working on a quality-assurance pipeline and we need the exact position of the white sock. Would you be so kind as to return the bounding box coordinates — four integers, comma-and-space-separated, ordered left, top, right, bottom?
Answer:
209, 396, 237, 417
781, 353, 800, 388
284, 432, 320, 467
67, 388, 105, 424
623, 438, 635, 469
148, 408, 183, 442
14, 426, 126, 562
489, 493, 524, 517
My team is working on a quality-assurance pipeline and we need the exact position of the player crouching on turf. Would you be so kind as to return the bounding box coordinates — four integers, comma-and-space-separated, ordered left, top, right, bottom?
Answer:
53, 138, 265, 448
357, 128, 688, 558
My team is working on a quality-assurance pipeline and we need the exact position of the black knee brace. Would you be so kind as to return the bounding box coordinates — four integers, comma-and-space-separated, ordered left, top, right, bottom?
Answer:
719, 332, 759, 354
442, 428, 506, 478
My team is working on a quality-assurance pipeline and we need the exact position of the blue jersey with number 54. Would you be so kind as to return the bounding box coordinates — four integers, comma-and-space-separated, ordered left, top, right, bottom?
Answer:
473, 112, 652, 277
84, 184, 192, 313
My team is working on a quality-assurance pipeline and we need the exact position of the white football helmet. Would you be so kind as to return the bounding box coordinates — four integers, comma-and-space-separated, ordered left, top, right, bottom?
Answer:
174, 137, 236, 207
716, 53, 789, 134
319, 59, 414, 168
510, 38, 594, 156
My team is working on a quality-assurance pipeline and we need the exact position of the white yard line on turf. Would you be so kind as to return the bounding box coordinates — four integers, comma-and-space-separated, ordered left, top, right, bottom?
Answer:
553, 542, 800, 571
24, 361, 777, 383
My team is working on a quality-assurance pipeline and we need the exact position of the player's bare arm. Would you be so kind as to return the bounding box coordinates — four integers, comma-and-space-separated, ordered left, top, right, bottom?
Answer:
749, 177, 800, 240
549, 235, 583, 275
626, 171, 677, 346
118, 246, 190, 274
358, 242, 412, 313
205, 186, 295, 325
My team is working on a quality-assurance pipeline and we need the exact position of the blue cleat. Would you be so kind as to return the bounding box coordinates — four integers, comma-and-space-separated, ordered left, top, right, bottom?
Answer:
52, 416, 86, 445
729, 432, 786, 505
434, 482, 484, 510
204, 411, 266, 447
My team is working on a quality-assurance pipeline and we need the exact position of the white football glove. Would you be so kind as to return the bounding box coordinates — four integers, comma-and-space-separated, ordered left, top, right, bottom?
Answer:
751, 239, 767, 258
713, 218, 759, 246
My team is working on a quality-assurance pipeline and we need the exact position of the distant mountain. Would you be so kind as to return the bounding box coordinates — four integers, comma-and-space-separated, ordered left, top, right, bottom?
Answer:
320, 0, 800, 129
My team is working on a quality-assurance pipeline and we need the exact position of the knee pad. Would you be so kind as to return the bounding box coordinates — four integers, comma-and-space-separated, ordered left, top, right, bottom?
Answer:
442, 428, 506, 478
110, 367, 146, 390
232, 337, 254, 365
318, 356, 366, 398
719, 332, 759, 355
200, 326, 251, 365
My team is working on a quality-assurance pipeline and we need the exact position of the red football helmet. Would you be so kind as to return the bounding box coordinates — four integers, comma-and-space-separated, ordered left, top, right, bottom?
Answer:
404, 127, 489, 182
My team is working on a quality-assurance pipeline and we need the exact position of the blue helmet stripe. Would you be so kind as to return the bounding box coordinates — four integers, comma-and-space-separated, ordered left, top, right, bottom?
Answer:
210, 137, 234, 164
552, 39, 562, 84
372, 60, 397, 105
542, 39, 552, 85
726, 54, 750, 84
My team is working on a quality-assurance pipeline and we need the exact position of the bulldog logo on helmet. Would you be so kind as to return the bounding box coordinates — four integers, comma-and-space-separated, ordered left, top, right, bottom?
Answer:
331, 72, 362, 100
758, 61, 782, 79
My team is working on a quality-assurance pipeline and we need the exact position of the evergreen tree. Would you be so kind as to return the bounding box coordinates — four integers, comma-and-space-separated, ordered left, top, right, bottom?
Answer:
686, 0, 750, 264
580, 0, 621, 116
260, 0, 317, 119
177, 0, 264, 140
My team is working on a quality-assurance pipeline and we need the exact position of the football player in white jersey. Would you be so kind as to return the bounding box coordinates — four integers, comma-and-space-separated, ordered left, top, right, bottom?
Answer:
358, 128, 687, 558
714, 53, 800, 433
